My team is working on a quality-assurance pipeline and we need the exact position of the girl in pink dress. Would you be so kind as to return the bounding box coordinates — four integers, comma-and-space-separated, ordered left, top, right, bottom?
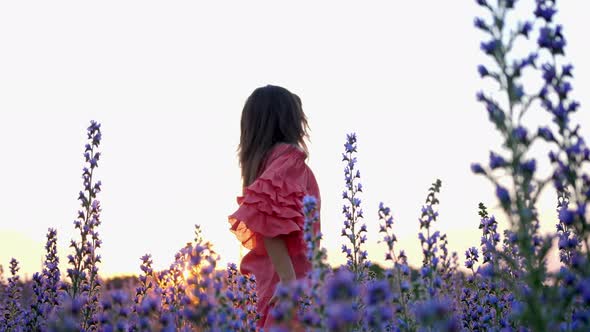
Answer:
228, 85, 321, 329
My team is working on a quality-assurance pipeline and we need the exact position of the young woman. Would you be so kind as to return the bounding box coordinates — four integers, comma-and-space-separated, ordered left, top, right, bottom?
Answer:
228, 84, 321, 329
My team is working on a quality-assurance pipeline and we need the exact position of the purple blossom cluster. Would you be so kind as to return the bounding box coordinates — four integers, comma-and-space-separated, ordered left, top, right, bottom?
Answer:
341, 133, 371, 281
469, 0, 590, 329
64, 120, 104, 330
2, 1, 590, 330
417, 179, 444, 298
378, 201, 412, 329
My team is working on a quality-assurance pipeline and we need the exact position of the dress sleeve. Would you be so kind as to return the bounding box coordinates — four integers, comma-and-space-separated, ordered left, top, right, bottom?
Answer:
228, 154, 307, 257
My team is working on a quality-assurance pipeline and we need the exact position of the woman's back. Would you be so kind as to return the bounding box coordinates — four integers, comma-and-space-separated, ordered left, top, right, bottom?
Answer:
228, 142, 321, 328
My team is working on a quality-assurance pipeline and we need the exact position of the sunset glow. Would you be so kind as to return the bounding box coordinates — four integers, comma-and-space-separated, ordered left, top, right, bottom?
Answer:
1, 1, 590, 281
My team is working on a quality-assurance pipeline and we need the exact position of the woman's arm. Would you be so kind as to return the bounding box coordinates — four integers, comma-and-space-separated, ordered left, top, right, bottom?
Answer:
263, 236, 296, 282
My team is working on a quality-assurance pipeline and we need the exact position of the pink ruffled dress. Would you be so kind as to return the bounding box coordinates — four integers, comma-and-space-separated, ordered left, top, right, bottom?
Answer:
228, 143, 321, 329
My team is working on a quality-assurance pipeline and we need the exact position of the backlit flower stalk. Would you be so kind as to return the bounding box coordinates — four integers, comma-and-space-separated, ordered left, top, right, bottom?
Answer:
472, 0, 546, 262
302, 195, 329, 329
4, 259, 24, 331
556, 190, 579, 266
418, 179, 443, 297
27, 272, 45, 331
160, 252, 186, 326
377, 202, 411, 328
181, 225, 230, 330
460, 203, 512, 331
131, 254, 154, 331
471, 0, 579, 328
25, 229, 60, 331
66, 120, 103, 330
211, 267, 235, 330
477, 204, 501, 268
221, 263, 259, 331
533, 0, 590, 257
304, 195, 328, 275
341, 133, 370, 281
438, 234, 460, 300
531, 7, 590, 320
42, 228, 61, 318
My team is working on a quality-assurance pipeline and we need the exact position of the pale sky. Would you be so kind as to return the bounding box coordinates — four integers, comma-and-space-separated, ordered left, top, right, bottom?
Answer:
1, 1, 589, 279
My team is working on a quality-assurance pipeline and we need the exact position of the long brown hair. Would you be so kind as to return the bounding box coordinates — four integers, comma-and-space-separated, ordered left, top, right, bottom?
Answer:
238, 85, 310, 188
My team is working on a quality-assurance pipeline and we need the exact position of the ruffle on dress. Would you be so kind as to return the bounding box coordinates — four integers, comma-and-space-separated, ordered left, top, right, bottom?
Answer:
229, 148, 308, 257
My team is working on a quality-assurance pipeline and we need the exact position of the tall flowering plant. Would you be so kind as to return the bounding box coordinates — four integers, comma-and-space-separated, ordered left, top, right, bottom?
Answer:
2, 259, 23, 331
417, 179, 443, 298
378, 202, 412, 329
26, 228, 62, 331
472, 0, 590, 329
130, 253, 154, 330
301, 195, 329, 329
2, 1, 590, 330
341, 133, 370, 281
65, 120, 104, 330
43, 228, 61, 313
459, 204, 513, 331
182, 224, 259, 331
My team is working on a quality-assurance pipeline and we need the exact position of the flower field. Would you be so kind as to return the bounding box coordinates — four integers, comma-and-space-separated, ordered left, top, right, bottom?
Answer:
2, 0, 590, 331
